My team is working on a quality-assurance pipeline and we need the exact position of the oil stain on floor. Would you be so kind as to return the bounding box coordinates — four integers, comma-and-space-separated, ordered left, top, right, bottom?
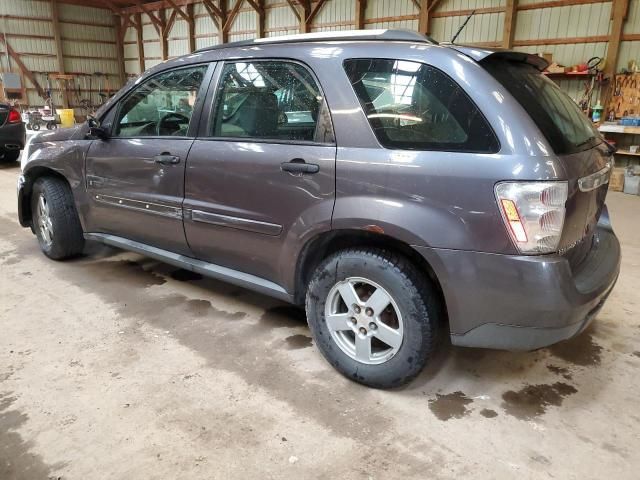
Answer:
547, 330, 602, 366
284, 334, 313, 349
501, 382, 578, 420
0, 393, 64, 480
428, 391, 473, 421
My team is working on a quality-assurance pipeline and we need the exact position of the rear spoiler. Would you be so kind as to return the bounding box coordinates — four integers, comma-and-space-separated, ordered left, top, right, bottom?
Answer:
444, 45, 550, 71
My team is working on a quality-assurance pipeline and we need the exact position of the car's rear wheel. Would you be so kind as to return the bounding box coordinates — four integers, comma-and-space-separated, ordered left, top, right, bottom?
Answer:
31, 177, 85, 260
306, 248, 440, 388
0, 150, 20, 163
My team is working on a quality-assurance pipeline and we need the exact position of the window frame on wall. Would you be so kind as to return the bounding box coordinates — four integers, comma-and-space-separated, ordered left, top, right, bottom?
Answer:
343, 58, 500, 153
201, 58, 335, 146
108, 62, 215, 140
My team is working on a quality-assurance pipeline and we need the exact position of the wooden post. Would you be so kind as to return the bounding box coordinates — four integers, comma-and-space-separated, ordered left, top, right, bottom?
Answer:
186, 3, 196, 52
220, 0, 228, 43
502, 0, 517, 48
418, 0, 430, 35
256, 0, 265, 38
135, 13, 145, 74
159, 8, 168, 61
114, 16, 126, 87
605, 0, 629, 76
355, 0, 367, 30
51, 0, 69, 108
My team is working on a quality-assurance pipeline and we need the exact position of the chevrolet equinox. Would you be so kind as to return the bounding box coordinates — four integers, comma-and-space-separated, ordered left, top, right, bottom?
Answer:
17, 30, 620, 388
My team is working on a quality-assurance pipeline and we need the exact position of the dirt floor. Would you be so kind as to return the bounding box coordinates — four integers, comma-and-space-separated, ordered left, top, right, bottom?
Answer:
1, 158, 639, 479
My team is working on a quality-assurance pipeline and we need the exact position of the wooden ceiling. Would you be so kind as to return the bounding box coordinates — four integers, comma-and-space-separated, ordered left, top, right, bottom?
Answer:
61, 0, 202, 14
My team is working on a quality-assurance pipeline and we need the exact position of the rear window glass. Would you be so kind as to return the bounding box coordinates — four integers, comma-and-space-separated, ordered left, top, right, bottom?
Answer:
343, 58, 499, 153
483, 60, 601, 155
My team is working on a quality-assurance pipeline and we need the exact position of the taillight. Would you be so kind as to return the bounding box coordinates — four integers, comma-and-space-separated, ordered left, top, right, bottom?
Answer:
8, 108, 21, 123
495, 181, 568, 254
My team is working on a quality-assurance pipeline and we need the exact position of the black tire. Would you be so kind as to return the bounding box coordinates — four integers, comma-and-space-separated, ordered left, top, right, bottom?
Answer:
31, 123, 40, 131
306, 248, 440, 389
31, 177, 84, 260
0, 150, 20, 163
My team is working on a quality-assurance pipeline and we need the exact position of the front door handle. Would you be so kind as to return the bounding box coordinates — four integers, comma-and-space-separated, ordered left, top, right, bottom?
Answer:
281, 158, 319, 174
154, 153, 181, 165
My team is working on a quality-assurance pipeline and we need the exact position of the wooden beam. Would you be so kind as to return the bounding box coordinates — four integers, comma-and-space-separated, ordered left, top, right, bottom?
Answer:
418, 0, 430, 34
428, 0, 442, 12
165, 0, 191, 22
114, 15, 126, 86
220, 0, 229, 42
298, 0, 311, 32
159, 8, 168, 60
306, 0, 329, 25
135, 12, 145, 74
165, 8, 179, 36
0, 33, 46, 98
355, 0, 366, 29
605, 0, 629, 76
202, 0, 224, 18
255, 0, 266, 38
224, 0, 245, 33
135, 0, 163, 35
502, 0, 517, 48
186, 3, 196, 52
285, 0, 302, 22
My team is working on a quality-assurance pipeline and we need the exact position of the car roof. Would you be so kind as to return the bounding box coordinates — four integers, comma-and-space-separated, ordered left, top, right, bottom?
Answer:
193, 29, 438, 53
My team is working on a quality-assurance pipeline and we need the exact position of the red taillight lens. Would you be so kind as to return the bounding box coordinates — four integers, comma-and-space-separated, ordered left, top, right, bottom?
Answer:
8, 108, 21, 123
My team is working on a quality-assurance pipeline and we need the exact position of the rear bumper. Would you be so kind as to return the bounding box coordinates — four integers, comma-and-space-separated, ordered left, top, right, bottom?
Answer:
414, 216, 620, 350
0, 122, 26, 150
17, 174, 30, 228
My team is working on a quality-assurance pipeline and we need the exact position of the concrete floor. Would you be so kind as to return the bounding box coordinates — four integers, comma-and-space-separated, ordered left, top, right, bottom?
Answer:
0, 160, 639, 480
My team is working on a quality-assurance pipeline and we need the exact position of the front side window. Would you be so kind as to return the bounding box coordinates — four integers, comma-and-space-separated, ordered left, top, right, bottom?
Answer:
344, 58, 499, 152
115, 65, 208, 137
211, 61, 324, 142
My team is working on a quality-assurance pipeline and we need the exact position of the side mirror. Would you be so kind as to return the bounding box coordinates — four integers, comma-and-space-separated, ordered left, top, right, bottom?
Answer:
87, 117, 109, 140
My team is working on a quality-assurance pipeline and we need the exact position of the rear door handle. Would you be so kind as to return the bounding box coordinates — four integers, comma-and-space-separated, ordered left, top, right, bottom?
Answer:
153, 153, 181, 165
280, 159, 319, 174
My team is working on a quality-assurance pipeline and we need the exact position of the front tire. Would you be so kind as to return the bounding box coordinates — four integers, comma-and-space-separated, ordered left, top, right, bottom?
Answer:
31, 177, 84, 260
306, 248, 440, 389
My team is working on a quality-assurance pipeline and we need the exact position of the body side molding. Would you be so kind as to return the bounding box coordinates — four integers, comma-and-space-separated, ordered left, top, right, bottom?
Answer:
84, 233, 293, 302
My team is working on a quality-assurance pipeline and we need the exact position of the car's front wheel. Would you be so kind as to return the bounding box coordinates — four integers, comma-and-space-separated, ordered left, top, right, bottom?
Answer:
306, 248, 440, 388
31, 177, 85, 260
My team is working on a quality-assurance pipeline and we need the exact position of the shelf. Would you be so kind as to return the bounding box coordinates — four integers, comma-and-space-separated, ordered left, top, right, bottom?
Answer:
543, 71, 594, 77
599, 124, 640, 134
615, 150, 640, 156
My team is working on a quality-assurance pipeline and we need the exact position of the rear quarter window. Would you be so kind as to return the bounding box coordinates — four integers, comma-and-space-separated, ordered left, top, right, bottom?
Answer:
482, 59, 601, 155
343, 58, 499, 153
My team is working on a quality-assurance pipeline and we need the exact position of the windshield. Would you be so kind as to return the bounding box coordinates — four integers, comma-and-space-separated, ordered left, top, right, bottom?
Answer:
483, 60, 601, 155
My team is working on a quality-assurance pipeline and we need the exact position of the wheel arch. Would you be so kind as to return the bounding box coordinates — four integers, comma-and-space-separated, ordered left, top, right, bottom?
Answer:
294, 229, 448, 324
19, 167, 72, 227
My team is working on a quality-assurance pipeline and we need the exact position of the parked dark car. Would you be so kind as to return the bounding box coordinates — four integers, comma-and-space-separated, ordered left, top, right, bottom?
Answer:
17, 30, 620, 388
0, 103, 26, 163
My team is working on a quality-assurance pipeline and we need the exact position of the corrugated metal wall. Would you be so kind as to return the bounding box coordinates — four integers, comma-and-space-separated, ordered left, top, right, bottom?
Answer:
3, 0, 640, 109
0, 0, 121, 111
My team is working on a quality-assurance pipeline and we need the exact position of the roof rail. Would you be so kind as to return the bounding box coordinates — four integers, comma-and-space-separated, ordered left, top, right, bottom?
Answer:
194, 29, 437, 53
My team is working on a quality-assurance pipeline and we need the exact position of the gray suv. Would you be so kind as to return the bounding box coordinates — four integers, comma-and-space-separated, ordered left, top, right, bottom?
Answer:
17, 30, 620, 388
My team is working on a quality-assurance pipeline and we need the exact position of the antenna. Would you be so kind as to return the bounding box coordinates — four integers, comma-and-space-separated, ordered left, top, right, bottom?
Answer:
451, 10, 476, 44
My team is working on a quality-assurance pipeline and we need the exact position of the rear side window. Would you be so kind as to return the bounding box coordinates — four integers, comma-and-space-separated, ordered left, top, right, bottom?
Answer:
211, 60, 330, 142
343, 58, 499, 153
483, 60, 600, 155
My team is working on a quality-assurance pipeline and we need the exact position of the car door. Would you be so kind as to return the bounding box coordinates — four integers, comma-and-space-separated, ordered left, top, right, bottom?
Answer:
84, 63, 213, 255
183, 59, 336, 291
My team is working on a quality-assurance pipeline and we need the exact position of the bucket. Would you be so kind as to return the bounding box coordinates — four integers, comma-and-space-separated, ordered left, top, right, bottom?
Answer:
59, 109, 75, 128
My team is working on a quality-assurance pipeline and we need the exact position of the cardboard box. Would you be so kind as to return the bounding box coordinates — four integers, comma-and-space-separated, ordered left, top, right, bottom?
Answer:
609, 168, 625, 192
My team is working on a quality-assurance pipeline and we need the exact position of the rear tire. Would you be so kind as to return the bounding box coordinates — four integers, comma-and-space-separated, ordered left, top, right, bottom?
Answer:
306, 248, 440, 389
31, 177, 85, 260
